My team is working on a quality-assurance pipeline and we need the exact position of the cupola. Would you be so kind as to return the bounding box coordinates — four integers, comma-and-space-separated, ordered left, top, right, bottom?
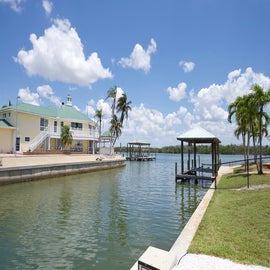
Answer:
67, 94, 72, 106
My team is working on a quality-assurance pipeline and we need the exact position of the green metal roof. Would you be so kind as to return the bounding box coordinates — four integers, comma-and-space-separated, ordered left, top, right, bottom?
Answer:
101, 131, 112, 137
6, 103, 56, 117
2, 103, 94, 123
177, 127, 221, 143
57, 105, 90, 121
0, 119, 14, 128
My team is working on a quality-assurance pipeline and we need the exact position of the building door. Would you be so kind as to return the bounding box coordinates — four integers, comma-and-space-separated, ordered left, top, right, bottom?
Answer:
16, 137, 20, 151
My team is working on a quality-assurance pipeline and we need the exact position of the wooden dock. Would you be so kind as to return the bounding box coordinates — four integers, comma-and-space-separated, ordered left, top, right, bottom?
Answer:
126, 141, 156, 161
175, 173, 215, 182
175, 164, 216, 184
126, 155, 156, 161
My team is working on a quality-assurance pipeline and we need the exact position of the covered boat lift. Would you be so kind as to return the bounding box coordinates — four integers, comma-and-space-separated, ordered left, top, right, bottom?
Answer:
175, 127, 221, 186
126, 140, 156, 161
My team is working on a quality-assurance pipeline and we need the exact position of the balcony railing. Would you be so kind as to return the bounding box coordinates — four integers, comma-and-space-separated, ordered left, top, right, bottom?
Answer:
48, 126, 98, 140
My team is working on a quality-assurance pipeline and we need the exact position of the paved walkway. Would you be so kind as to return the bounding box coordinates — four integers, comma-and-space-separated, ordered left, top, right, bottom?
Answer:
173, 254, 270, 270
0, 154, 124, 167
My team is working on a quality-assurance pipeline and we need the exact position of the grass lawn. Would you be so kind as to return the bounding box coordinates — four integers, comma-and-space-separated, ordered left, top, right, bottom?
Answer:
188, 174, 270, 267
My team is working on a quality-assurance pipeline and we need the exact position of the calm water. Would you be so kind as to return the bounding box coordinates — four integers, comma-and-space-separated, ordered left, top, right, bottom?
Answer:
0, 154, 240, 269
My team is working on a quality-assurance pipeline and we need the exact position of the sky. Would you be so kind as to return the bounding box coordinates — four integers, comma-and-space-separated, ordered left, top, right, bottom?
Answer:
1, 0, 270, 147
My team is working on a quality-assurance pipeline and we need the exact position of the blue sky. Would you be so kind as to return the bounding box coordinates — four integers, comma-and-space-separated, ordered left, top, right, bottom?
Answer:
1, 0, 270, 147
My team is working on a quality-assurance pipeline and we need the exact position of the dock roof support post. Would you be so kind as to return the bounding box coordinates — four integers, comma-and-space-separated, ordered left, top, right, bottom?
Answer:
211, 142, 214, 176
188, 142, 191, 171
181, 140, 184, 175
193, 142, 196, 172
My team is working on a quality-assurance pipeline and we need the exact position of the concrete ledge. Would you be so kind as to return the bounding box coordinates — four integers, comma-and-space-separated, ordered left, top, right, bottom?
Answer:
0, 159, 126, 185
130, 167, 229, 270
169, 180, 216, 262
137, 246, 177, 270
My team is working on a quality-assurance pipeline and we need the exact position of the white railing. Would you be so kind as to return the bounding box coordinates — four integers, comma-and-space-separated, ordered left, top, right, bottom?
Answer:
48, 126, 98, 140
27, 126, 98, 152
29, 127, 49, 152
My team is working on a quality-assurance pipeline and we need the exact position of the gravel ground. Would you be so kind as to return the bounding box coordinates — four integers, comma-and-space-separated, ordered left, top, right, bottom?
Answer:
172, 254, 270, 270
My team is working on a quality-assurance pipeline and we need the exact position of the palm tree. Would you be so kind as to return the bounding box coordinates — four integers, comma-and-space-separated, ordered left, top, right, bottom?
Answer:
106, 86, 132, 152
95, 109, 103, 155
60, 125, 73, 151
116, 93, 132, 126
106, 86, 117, 116
228, 95, 250, 168
109, 114, 122, 147
250, 84, 270, 174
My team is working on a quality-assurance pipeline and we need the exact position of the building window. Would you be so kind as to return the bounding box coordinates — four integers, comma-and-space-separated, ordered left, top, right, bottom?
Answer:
40, 118, 48, 131
71, 140, 83, 152
2, 113, 6, 118
71, 122, 83, 130
75, 140, 82, 146
89, 124, 96, 135
25, 137, 30, 142
54, 120, 57, 133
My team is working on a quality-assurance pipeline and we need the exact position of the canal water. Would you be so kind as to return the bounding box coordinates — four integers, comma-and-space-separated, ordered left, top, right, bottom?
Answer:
0, 153, 241, 269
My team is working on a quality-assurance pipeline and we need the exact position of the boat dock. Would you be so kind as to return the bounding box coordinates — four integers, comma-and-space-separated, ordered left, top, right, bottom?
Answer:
175, 127, 220, 187
126, 154, 156, 161
175, 164, 216, 183
126, 140, 156, 161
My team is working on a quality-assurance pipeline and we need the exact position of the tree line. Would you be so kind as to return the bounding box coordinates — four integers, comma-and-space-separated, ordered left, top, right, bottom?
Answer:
115, 144, 270, 155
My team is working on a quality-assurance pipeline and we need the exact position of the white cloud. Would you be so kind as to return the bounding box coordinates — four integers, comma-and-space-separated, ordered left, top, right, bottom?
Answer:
14, 18, 112, 86
18, 87, 40, 105
167, 82, 187, 101
179, 60, 195, 73
118, 67, 270, 147
188, 67, 270, 144
0, 0, 22, 12
17, 85, 63, 107
118, 38, 157, 73
84, 99, 96, 117
36, 85, 61, 106
116, 87, 124, 101
118, 103, 184, 146
177, 106, 188, 115
42, 0, 53, 16
48, 67, 270, 148
96, 99, 111, 119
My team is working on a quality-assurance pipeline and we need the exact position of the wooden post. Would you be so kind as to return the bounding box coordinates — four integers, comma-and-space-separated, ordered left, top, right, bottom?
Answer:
175, 162, 177, 182
181, 141, 184, 175
188, 142, 191, 171
194, 143, 196, 173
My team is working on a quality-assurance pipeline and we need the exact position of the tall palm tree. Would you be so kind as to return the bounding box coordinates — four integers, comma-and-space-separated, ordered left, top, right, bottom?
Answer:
106, 86, 117, 116
250, 84, 270, 174
228, 95, 250, 168
109, 114, 122, 147
95, 109, 103, 155
116, 93, 132, 126
60, 125, 73, 150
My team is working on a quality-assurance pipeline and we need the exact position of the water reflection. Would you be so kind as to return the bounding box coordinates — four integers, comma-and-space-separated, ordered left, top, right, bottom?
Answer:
175, 182, 201, 229
0, 154, 211, 270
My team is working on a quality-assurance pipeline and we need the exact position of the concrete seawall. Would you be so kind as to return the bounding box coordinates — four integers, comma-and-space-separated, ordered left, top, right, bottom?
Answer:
0, 155, 126, 185
131, 166, 233, 270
